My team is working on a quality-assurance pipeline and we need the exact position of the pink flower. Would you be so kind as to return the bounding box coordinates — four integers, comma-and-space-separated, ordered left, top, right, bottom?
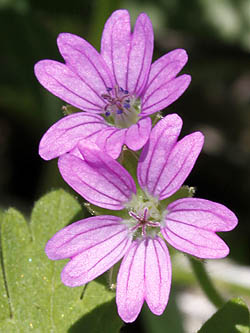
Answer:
34, 10, 191, 160
45, 114, 237, 322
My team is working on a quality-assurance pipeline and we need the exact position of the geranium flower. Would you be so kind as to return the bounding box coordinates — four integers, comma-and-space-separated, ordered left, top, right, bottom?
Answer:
45, 114, 237, 322
34, 9, 191, 160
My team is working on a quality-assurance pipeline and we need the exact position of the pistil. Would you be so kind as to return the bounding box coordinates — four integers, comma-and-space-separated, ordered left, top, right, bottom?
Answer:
129, 208, 161, 237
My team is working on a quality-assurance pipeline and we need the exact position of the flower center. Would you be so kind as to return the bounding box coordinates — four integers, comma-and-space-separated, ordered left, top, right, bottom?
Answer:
124, 192, 166, 239
101, 86, 141, 128
129, 208, 161, 237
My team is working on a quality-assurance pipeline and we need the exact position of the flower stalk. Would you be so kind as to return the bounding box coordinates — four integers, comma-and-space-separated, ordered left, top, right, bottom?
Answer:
189, 257, 225, 309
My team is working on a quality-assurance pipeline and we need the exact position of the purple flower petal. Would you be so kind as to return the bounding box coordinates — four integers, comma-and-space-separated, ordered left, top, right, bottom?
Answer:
58, 141, 136, 210
57, 33, 114, 98
46, 215, 126, 259
162, 215, 230, 259
141, 74, 191, 115
137, 114, 183, 194
101, 10, 131, 88
46, 215, 132, 287
145, 237, 171, 316
125, 117, 151, 150
126, 13, 154, 95
39, 112, 108, 160
138, 115, 204, 199
116, 239, 146, 323
141, 49, 190, 115
96, 126, 127, 159
147, 49, 188, 86
154, 131, 204, 200
116, 237, 171, 322
34, 60, 104, 112
101, 10, 153, 94
167, 198, 238, 232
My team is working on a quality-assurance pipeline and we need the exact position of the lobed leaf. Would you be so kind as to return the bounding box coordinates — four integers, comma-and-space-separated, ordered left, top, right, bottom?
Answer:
0, 189, 122, 332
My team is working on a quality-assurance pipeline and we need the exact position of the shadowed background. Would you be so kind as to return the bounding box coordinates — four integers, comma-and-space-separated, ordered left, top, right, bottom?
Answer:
0, 0, 250, 332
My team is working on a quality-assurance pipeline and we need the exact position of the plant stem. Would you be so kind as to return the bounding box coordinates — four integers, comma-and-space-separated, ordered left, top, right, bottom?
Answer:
189, 257, 225, 309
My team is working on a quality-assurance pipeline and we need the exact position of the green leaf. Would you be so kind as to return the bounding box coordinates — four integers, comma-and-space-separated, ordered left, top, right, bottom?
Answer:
198, 297, 250, 333
0, 189, 123, 332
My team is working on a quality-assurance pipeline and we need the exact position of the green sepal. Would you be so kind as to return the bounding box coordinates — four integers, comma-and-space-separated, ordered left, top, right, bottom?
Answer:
150, 112, 163, 127
84, 202, 130, 220
159, 185, 196, 211
119, 146, 139, 188
62, 104, 82, 115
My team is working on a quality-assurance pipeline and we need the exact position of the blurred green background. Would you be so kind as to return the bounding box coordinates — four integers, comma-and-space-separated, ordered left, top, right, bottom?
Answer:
0, 0, 250, 332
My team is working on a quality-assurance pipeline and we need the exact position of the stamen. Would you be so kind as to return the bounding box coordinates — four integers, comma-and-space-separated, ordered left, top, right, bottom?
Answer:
101, 94, 113, 102
101, 85, 141, 128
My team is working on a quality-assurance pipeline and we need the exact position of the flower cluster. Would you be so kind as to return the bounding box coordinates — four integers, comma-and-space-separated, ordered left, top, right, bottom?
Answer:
35, 10, 238, 323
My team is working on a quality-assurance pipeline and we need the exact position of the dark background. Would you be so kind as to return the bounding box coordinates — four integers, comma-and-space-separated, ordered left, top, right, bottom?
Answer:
1, 0, 250, 331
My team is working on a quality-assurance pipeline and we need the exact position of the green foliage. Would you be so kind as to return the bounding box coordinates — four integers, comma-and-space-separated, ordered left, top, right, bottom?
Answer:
198, 297, 250, 333
0, 189, 122, 332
